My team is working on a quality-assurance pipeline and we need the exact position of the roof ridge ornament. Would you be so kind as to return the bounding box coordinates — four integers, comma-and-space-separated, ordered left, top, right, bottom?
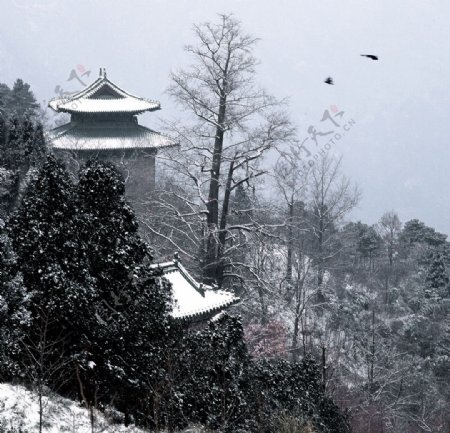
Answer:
198, 283, 205, 297
99, 67, 107, 78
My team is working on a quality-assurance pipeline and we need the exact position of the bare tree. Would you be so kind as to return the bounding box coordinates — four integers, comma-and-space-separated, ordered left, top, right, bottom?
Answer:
273, 152, 359, 357
376, 211, 402, 303
306, 154, 360, 295
273, 147, 315, 358
162, 13, 292, 285
274, 146, 310, 282
377, 211, 401, 267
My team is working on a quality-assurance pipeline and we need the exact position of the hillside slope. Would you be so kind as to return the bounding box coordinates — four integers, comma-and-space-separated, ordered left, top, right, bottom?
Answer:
0, 383, 144, 433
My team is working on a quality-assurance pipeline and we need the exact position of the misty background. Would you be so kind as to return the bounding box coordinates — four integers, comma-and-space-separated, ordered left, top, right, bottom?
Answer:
1, 0, 449, 233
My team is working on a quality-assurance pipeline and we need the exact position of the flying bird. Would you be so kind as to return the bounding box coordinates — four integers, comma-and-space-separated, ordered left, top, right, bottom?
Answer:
324, 77, 334, 85
360, 54, 378, 60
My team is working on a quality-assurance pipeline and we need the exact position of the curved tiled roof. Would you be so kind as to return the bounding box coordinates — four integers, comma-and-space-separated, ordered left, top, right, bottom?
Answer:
48, 73, 160, 114
151, 260, 240, 320
49, 121, 176, 151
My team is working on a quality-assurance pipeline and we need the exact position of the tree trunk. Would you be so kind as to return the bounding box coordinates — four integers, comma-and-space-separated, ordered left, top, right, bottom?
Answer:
291, 273, 305, 361
216, 157, 235, 287
316, 214, 325, 303
286, 198, 294, 283
291, 294, 301, 361
38, 384, 43, 433
204, 94, 227, 283
369, 310, 375, 400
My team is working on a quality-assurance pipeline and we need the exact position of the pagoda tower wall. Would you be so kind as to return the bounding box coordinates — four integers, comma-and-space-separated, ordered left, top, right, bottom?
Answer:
54, 147, 156, 203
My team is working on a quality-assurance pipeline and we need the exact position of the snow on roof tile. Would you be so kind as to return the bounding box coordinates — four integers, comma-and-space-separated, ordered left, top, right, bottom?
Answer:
151, 260, 240, 320
49, 121, 176, 151
48, 72, 160, 114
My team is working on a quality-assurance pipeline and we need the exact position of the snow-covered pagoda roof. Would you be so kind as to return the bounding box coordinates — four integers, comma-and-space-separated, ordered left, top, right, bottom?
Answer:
151, 257, 239, 321
48, 68, 160, 115
47, 68, 177, 151
49, 121, 175, 151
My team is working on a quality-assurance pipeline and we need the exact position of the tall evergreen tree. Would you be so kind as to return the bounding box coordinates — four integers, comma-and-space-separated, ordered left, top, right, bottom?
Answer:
1, 118, 23, 169
0, 221, 30, 380
0, 79, 39, 122
9, 155, 81, 297
30, 123, 47, 167
74, 160, 176, 421
0, 113, 6, 147
0, 83, 11, 121
76, 160, 148, 297
8, 156, 95, 387
425, 251, 449, 300
8, 79, 39, 121
400, 219, 447, 249
0, 118, 47, 216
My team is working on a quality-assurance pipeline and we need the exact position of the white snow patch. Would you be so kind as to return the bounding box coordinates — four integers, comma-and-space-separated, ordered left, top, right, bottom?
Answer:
165, 268, 237, 319
0, 383, 145, 433
151, 260, 239, 319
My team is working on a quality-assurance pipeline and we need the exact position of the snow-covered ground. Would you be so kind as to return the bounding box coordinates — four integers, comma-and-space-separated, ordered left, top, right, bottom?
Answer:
0, 383, 210, 432
0, 383, 145, 433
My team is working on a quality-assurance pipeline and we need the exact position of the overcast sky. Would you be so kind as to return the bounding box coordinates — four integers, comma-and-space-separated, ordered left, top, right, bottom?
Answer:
1, 0, 450, 234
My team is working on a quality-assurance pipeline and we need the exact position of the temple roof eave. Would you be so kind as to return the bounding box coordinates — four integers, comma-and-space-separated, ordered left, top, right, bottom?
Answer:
49, 121, 178, 151
48, 72, 161, 115
150, 260, 240, 321
48, 98, 161, 115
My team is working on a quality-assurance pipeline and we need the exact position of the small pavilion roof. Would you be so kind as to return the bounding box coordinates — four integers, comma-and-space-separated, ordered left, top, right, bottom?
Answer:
48, 68, 160, 115
49, 121, 176, 151
151, 258, 239, 321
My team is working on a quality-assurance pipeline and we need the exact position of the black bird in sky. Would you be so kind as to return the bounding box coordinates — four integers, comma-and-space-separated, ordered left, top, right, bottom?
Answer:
324, 77, 334, 85
361, 54, 378, 60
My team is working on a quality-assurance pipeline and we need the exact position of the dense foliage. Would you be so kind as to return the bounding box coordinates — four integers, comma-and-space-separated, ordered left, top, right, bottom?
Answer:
0, 157, 350, 433
0, 79, 46, 218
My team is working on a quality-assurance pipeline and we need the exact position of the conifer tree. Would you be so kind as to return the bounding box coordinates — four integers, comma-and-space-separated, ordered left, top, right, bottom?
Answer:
8, 79, 39, 121
0, 79, 39, 122
76, 160, 148, 296
30, 123, 47, 167
425, 251, 449, 300
0, 114, 6, 148
0, 221, 30, 380
176, 314, 249, 431
8, 156, 95, 387
0, 83, 10, 114
74, 160, 176, 421
1, 118, 22, 169
9, 155, 83, 299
